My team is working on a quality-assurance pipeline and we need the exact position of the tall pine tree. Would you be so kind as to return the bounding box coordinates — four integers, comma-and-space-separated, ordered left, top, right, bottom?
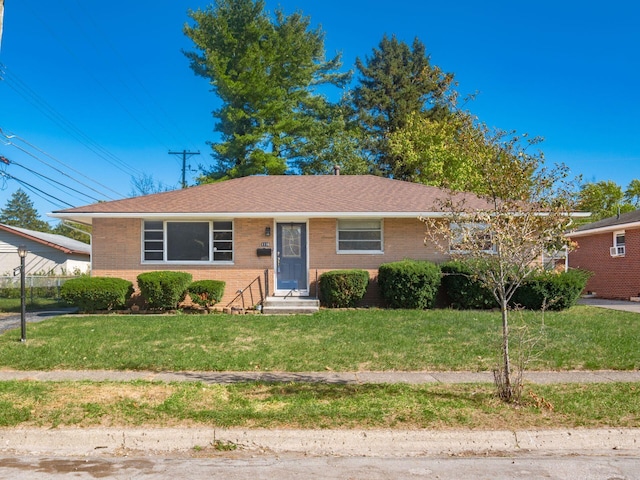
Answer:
353, 35, 454, 180
0, 189, 51, 232
184, 0, 350, 179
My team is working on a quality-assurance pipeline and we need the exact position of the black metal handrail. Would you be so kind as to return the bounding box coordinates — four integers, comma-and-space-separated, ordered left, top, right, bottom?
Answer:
225, 275, 264, 309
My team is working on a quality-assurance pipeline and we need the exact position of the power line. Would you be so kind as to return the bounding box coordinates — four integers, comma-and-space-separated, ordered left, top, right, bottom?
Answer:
0, 170, 75, 208
0, 64, 145, 179
168, 150, 200, 189
22, 0, 185, 157
70, 0, 201, 152
0, 128, 124, 200
0, 154, 101, 203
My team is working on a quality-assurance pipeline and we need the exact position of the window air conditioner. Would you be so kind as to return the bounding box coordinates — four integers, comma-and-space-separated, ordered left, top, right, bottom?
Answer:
610, 246, 625, 256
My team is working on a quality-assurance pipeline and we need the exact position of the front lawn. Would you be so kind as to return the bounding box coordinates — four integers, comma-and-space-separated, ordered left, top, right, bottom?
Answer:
0, 306, 638, 372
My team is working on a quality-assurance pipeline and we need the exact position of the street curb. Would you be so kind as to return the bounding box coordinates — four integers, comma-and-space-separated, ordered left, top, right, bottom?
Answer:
1, 428, 638, 457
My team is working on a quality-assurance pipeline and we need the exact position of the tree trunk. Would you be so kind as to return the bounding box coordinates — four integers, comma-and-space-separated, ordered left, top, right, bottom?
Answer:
500, 300, 513, 401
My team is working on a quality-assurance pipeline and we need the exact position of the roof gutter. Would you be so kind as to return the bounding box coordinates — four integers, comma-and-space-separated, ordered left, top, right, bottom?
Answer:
49, 211, 454, 221
567, 220, 640, 238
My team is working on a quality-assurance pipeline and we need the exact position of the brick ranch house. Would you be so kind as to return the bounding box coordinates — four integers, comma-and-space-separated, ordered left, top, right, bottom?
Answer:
567, 209, 640, 301
50, 174, 491, 308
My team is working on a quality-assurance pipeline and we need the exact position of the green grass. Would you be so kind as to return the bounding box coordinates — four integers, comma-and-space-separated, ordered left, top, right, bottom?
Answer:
0, 306, 638, 371
0, 297, 68, 313
0, 380, 637, 429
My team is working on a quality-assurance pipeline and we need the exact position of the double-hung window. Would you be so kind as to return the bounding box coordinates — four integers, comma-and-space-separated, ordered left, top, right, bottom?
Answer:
449, 222, 496, 254
143, 220, 233, 263
337, 219, 383, 253
610, 231, 626, 257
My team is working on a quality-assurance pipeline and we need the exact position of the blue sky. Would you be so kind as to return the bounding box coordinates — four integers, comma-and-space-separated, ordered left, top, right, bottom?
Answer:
0, 0, 638, 222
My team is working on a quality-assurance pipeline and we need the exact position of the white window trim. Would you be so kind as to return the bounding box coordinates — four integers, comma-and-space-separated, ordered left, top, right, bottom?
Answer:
141, 220, 234, 265
448, 222, 498, 255
610, 230, 626, 257
336, 218, 384, 254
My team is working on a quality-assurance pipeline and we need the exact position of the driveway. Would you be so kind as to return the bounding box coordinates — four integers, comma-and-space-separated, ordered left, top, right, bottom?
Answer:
577, 297, 640, 313
0, 308, 77, 335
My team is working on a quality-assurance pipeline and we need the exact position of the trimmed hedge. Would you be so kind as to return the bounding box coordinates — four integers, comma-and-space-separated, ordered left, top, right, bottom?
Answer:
137, 271, 193, 310
440, 260, 496, 310
319, 270, 370, 308
511, 269, 592, 311
188, 280, 226, 307
60, 277, 133, 312
378, 260, 441, 309
440, 260, 592, 311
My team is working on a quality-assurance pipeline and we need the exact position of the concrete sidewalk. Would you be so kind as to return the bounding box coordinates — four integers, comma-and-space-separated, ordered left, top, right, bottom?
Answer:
1, 368, 639, 384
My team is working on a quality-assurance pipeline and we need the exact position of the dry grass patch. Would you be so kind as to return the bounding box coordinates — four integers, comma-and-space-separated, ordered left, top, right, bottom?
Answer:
1, 381, 639, 429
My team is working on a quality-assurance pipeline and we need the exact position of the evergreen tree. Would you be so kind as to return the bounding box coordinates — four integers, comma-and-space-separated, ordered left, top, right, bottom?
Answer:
0, 189, 51, 232
294, 99, 370, 175
353, 35, 455, 179
184, 0, 350, 179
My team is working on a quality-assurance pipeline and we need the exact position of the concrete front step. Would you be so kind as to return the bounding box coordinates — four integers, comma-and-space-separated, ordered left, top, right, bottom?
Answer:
262, 297, 320, 315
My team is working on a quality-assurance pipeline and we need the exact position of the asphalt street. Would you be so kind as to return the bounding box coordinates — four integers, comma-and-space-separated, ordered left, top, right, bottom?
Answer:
1, 453, 639, 480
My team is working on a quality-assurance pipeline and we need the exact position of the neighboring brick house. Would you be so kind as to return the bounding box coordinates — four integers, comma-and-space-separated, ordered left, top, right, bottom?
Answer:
567, 210, 640, 300
50, 174, 491, 306
0, 223, 90, 275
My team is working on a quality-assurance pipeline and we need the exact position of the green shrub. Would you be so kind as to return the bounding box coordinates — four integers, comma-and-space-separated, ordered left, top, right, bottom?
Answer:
511, 269, 592, 311
188, 280, 226, 307
0, 286, 66, 300
440, 260, 496, 310
378, 260, 441, 309
60, 277, 133, 312
319, 270, 370, 308
137, 271, 193, 310
0, 288, 21, 299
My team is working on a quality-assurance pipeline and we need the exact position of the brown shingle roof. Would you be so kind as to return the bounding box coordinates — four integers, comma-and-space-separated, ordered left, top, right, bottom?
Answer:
51, 175, 491, 220
571, 209, 640, 235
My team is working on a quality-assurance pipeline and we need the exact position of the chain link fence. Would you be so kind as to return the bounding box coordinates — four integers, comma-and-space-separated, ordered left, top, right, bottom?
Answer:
0, 275, 80, 302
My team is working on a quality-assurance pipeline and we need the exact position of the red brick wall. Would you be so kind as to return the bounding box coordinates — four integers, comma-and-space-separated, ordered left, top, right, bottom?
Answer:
92, 217, 448, 305
568, 228, 640, 300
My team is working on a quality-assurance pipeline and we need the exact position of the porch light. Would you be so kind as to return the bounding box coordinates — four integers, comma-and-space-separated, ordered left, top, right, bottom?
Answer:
265, 226, 271, 237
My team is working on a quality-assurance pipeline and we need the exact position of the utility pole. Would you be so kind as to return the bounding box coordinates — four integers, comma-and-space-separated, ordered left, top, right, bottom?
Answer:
168, 150, 200, 189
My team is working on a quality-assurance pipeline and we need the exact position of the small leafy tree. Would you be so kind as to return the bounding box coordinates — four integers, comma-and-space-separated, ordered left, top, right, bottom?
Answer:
423, 123, 577, 402
575, 180, 634, 221
624, 179, 640, 208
